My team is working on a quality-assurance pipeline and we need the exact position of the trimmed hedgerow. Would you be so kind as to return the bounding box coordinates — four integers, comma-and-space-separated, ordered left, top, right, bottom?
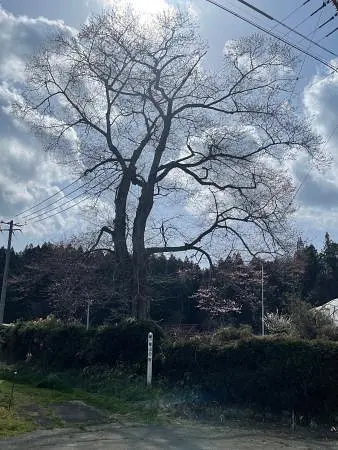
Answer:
0, 318, 163, 370
2, 320, 338, 421
160, 337, 338, 420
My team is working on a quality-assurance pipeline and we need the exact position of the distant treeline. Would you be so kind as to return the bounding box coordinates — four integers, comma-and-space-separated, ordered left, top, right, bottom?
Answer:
1, 232, 338, 328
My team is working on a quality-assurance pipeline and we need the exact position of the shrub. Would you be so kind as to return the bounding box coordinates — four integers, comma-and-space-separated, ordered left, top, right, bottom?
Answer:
264, 312, 294, 336
290, 299, 337, 340
0, 319, 164, 370
211, 325, 252, 344
211, 326, 239, 343
161, 337, 338, 421
238, 324, 253, 339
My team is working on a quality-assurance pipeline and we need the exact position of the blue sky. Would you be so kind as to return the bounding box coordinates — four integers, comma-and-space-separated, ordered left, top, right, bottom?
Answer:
0, 0, 338, 253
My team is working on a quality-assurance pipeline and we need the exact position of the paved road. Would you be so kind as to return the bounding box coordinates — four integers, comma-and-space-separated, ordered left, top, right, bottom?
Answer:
2, 424, 338, 449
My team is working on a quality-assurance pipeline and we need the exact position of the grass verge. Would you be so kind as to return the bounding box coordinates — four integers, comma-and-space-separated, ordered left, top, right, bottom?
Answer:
0, 363, 162, 437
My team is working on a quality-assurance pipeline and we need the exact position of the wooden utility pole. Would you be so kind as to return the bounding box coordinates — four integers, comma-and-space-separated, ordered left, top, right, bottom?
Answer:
0, 220, 21, 324
0, 220, 13, 323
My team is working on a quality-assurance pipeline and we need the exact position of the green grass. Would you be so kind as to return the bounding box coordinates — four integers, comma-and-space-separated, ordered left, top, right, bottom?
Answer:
0, 363, 163, 437
0, 377, 75, 437
0, 406, 36, 438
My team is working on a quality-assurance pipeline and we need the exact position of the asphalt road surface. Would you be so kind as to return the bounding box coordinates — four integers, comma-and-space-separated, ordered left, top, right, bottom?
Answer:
2, 424, 338, 449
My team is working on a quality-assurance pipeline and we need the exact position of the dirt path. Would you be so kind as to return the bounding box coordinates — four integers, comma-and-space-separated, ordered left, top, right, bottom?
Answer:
2, 423, 338, 449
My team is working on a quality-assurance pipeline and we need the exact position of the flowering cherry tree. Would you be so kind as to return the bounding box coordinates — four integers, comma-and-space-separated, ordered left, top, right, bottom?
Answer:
192, 286, 242, 319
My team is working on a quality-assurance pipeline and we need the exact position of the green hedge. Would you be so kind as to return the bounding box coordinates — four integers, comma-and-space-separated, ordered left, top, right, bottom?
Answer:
161, 337, 338, 421
1, 321, 338, 421
0, 319, 163, 370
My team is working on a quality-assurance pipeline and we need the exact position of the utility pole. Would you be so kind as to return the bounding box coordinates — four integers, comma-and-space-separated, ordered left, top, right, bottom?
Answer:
0, 220, 22, 324
86, 298, 91, 330
261, 262, 264, 336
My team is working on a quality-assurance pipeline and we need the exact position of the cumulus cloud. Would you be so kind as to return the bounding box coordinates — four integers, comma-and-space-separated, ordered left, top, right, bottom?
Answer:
0, 2, 336, 252
303, 65, 338, 148
287, 64, 338, 237
0, 7, 90, 247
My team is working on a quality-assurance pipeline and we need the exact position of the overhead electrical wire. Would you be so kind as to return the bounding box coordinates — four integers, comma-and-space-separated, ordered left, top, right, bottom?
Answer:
200, 0, 338, 208
15, 163, 117, 225
235, 0, 338, 58
290, 4, 328, 204
310, 0, 330, 17
324, 24, 338, 38
287, 7, 325, 103
202, 0, 338, 74
12, 1, 338, 228
305, 67, 336, 92
29, 195, 92, 225
275, 13, 312, 40
318, 11, 338, 31
23, 187, 92, 223
14, 174, 85, 219
318, 1, 338, 40
23, 174, 114, 225
18, 173, 99, 221
273, 2, 307, 26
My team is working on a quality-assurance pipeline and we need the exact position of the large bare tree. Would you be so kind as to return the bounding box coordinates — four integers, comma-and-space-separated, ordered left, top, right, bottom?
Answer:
18, 4, 320, 319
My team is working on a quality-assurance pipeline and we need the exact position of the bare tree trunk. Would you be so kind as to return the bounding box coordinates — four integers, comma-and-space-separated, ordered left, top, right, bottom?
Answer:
113, 175, 133, 313
132, 185, 154, 319
114, 175, 131, 263
131, 119, 171, 319
132, 251, 150, 320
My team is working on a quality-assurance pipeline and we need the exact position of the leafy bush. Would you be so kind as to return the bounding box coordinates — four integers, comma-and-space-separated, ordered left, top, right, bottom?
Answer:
0, 319, 164, 370
160, 337, 338, 422
211, 325, 252, 344
79, 319, 163, 370
238, 324, 253, 339
36, 373, 73, 392
290, 299, 337, 340
264, 312, 294, 335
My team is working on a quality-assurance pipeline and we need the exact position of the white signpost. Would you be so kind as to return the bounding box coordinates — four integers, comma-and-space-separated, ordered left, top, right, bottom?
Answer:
147, 332, 153, 386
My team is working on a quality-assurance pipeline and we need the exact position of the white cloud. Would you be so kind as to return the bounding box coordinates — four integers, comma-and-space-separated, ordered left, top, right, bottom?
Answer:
303, 64, 338, 157
0, 7, 83, 247
287, 65, 338, 243
99, 0, 169, 15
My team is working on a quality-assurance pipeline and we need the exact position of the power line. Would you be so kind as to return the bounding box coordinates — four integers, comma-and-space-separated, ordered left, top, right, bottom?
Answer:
274, 2, 307, 26
317, 0, 338, 39
24, 188, 92, 224
302, 65, 336, 93
29, 195, 91, 225
310, 0, 330, 17
275, 12, 312, 38
318, 11, 338, 30
202, 0, 338, 74
24, 171, 120, 225
23, 175, 112, 224
287, 6, 325, 104
18, 174, 99, 221
235, 0, 338, 58
14, 174, 84, 218
324, 24, 338, 38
